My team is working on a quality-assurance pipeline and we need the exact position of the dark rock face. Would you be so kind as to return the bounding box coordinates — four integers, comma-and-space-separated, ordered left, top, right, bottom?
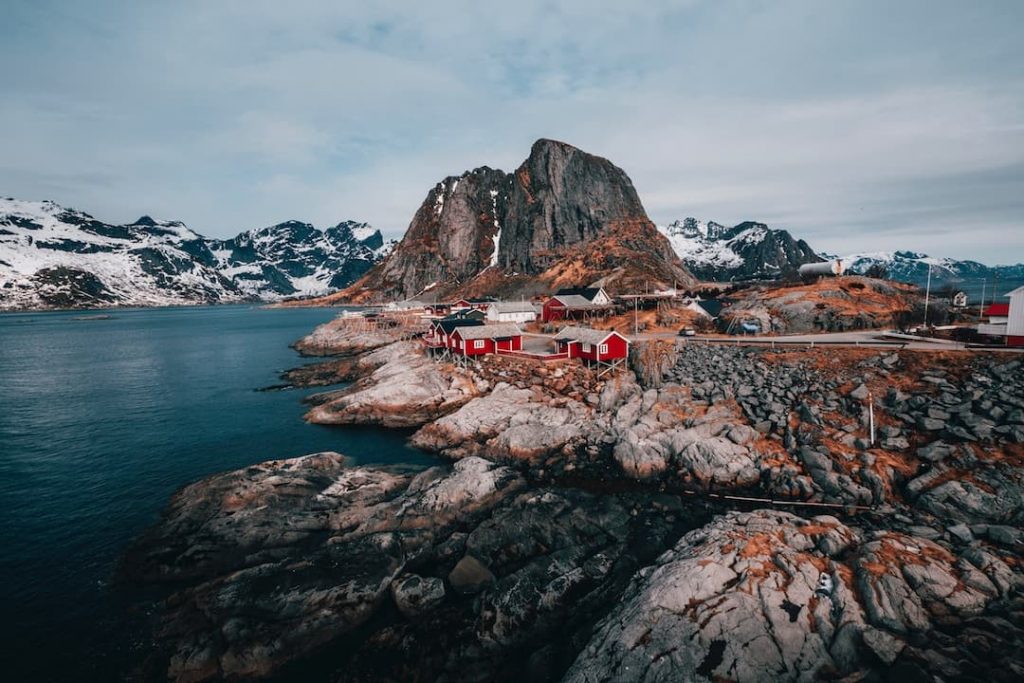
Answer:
360, 167, 511, 299
500, 139, 661, 272
121, 454, 704, 682
346, 139, 693, 301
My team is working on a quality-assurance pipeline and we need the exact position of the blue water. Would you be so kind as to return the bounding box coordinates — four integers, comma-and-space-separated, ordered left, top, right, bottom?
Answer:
0, 305, 434, 680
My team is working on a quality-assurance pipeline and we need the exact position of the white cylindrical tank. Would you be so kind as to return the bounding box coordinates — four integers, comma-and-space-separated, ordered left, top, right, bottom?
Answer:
799, 260, 845, 280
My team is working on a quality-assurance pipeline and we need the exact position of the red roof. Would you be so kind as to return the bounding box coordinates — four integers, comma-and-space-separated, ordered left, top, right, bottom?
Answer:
985, 303, 1010, 317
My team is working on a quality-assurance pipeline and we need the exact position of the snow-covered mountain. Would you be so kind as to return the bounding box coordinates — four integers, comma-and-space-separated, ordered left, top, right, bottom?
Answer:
829, 250, 1024, 301
0, 198, 390, 310
206, 220, 391, 299
657, 218, 821, 282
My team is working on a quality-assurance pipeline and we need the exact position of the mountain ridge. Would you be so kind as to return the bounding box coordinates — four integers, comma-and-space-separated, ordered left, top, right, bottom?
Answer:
658, 217, 822, 282
0, 198, 390, 310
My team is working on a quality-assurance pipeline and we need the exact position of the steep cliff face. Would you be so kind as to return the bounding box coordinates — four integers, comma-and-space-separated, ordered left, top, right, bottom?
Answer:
364, 167, 510, 297
343, 139, 693, 302
500, 139, 658, 272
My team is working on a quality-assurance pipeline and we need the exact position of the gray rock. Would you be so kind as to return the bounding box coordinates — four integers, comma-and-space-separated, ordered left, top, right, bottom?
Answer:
947, 524, 973, 544
850, 384, 870, 400
391, 573, 446, 617
862, 627, 906, 665
448, 554, 496, 594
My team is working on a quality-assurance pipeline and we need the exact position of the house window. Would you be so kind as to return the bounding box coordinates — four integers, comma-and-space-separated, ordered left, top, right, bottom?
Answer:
599, 343, 608, 355
582, 343, 591, 352
460, 340, 465, 350
475, 340, 485, 349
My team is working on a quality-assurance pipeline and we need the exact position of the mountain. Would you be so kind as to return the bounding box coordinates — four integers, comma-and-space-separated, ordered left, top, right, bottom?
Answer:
829, 250, 1024, 302
208, 220, 391, 299
338, 139, 695, 303
658, 218, 821, 282
0, 198, 388, 310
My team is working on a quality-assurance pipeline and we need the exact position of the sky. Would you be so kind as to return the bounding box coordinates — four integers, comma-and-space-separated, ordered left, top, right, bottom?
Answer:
1, 1, 1022, 264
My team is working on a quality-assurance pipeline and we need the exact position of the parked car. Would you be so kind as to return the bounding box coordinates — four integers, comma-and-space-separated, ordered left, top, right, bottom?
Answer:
678, 328, 696, 337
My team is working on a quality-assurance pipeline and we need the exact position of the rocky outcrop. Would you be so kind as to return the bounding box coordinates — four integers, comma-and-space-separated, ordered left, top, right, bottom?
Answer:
127, 334, 1024, 682
720, 276, 919, 333
291, 316, 404, 357
304, 343, 482, 428
338, 139, 694, 302
565, 510, 1023, 683
410, 382, 591, 461
122, 453, 708, 682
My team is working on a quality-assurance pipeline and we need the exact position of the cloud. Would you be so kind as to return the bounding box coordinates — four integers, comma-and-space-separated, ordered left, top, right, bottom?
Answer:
0, 0, 1021, 263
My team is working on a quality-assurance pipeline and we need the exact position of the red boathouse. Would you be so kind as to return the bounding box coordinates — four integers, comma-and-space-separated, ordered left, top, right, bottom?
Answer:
552, 327, 630, 374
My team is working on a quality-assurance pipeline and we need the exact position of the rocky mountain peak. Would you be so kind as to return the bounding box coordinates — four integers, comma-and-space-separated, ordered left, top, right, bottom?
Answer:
343, 139, 693, 302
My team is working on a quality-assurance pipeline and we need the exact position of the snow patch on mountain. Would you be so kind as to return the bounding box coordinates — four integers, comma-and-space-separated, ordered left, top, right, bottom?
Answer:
0, 198, 388, 310
658, 218, 819, 282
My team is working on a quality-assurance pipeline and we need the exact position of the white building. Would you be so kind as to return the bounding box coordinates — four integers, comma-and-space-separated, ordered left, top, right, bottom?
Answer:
486, 301, 538, 324
977, 286, 1024, 346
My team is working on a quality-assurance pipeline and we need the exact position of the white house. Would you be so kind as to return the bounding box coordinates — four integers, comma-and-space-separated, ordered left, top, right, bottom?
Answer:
486, 301, 538, 324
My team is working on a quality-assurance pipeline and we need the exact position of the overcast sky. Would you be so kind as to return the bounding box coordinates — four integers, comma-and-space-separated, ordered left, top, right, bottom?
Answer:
2, 1, 1022, 263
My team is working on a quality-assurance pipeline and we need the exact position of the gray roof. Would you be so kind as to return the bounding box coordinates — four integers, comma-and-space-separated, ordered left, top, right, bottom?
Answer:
452, 323, 522, 340
553, 326, 628, 345
489, 301, 536, 313
550, 294, 611, 309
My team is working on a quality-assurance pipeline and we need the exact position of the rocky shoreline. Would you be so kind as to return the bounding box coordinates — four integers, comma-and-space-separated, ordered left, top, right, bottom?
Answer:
121, 318, 1024, 681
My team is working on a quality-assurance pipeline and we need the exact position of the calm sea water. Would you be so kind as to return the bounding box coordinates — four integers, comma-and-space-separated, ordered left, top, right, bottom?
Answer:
0, 305, 434, 680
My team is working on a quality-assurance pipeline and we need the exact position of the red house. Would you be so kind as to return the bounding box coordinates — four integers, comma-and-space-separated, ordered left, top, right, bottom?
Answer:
424, 317, 484, 352
553, 327, 630, 368
448, 323, 523, 358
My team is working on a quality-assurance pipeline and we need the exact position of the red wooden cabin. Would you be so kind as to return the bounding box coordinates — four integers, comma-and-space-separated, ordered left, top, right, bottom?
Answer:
553, 327, 630, 362
449, 323, 523, 357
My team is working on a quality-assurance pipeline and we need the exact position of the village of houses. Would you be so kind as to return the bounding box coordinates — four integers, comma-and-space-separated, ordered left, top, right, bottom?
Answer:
335, 282, 1024, 379
385, 287, 643, 376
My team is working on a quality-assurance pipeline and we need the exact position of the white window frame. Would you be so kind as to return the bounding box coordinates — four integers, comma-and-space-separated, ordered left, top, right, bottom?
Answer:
460, 340, 465, 350
474, 339, 485, 349
582, 342, 591, 353
599, 343, 608, 355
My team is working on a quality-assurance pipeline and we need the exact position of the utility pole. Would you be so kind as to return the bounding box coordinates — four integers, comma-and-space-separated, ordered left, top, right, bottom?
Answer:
979, 279, 987, 319
868, 392, 875, 447
634, 296, 638, 336
923, 264, 932, 327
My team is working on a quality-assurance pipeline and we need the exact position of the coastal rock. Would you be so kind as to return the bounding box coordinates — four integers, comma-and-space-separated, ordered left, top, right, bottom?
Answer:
292, 316, 399, 357
123, 455, 528, 680
564, 510, 1022, 683
391, 573, 446, 617
410, 382, 590, 460
563, 511, 855, 682
304, 344, 479, 427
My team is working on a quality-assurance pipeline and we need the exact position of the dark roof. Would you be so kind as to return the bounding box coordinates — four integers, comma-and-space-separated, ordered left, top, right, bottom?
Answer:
555, 287, 604, 302
696, 299, 731, 318
434, 317, 484, 334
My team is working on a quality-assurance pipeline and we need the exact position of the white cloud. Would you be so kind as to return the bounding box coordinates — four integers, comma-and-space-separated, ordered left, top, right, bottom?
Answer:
0, 0, 1021, 263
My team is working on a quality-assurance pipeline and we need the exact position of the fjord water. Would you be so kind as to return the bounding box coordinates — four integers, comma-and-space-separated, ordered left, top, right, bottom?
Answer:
0, 305, 433, 680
